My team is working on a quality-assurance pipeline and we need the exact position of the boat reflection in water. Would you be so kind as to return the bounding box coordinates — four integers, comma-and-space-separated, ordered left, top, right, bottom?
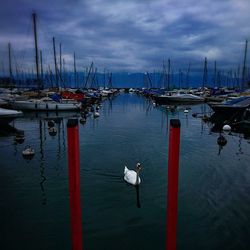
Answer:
0, 123, 21, 136
0, 107, 23, 126
217, 133, 228, 155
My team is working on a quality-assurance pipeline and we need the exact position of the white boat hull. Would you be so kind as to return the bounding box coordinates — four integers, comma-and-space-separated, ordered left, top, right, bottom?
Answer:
10, 100, 81, 111
0, 108, 23, 125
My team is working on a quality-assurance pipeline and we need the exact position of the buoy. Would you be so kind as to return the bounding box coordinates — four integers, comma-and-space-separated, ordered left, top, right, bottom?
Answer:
222, 124, 231, 131
22, 146, 35, 159
217, 135, 227, 146
80, 117, 86, 124
93, 112, 100, 118
49, 127, 57, 136
48, 120, 55, 128
15, 133, 25, 144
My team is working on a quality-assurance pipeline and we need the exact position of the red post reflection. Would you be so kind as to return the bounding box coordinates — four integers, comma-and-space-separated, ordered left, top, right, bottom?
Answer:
67, 119, 83, 250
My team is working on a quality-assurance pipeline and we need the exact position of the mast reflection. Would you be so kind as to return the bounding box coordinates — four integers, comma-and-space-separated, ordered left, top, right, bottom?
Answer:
39, 119, 47, 205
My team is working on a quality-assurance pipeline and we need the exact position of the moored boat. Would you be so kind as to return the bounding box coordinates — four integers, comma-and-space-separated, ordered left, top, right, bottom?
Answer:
209, 96, 250, 117
10, 97, 81, 111
154, 90, 205, 105
0, 107, 23, 125
0, 98, 8, 107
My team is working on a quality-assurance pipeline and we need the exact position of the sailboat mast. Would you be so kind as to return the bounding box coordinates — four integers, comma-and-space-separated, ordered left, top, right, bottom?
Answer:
237, 65, 240, 89
15, 64, 19, 83
103, 68, 106, 89
40, 50, 43, 85
146, 72, 152, 88
32, 13, 40, 85
53, 37, 58, 88
202, 57, 208, 89
167, 59, 170, 90
91, 68, 97, 89
85, 62, 93, 88
162, 60, 166, 89
214, 61, 217, 87
178, 69, 181, 89
109, 72, 113, 88
241, 40, 248, 91
186, 62, 190, 89
8, 42, 13, 84
63, 58, 66, 87
59, 43, 62, 83
217, 70, 221, 88
74, 52, 77, 88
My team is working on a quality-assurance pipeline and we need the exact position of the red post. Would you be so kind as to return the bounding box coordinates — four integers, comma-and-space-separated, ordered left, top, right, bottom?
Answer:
67, 119, 83, 250
167, 119, 181, 250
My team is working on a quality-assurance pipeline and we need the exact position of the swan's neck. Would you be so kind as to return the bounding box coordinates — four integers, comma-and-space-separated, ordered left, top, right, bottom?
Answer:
135, 170, 140, 185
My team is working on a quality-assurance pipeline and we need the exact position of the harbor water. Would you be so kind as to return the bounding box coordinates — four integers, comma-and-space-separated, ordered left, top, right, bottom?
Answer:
1, 93, 250, 250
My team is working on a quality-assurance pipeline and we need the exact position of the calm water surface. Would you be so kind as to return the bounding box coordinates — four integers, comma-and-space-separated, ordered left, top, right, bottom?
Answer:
1, 93, 250, 250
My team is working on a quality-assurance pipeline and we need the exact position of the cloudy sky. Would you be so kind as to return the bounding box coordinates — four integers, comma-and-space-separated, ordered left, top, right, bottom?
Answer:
0, 0, 249, 74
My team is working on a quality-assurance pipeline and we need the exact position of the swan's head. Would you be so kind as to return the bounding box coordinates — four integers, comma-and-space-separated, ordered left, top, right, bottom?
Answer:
136, 162, 142, 172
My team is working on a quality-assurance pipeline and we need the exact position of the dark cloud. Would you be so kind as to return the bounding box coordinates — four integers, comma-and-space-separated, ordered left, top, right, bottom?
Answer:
0, 0, 249, 74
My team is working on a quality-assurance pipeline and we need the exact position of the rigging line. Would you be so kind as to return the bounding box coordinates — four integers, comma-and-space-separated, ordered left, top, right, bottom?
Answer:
12, 48, 25, 72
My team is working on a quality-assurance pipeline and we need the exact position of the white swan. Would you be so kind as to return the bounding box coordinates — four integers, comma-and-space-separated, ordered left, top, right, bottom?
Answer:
124, 163, 142, 185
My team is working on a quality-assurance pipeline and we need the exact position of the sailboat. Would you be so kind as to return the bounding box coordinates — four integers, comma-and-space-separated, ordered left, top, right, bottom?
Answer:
10, 13, 82, 111
10, 97, 81, 111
